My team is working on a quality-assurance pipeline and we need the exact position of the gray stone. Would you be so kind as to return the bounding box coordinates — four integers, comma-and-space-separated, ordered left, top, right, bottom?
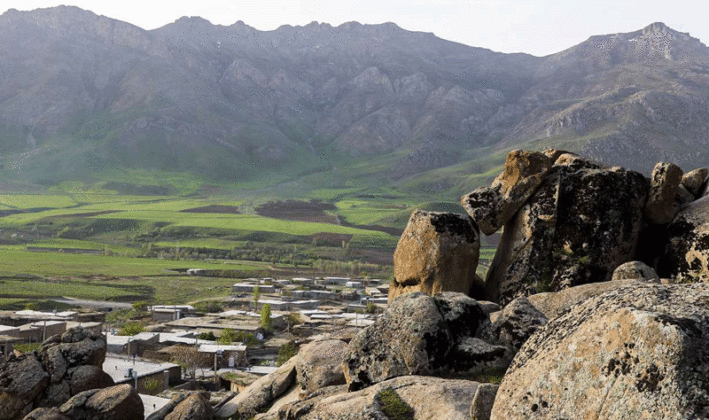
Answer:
470, 383, 499, 420
644, 162, 683, 225
0, 354, 49, 420
344, 292, 496, 391
164, 393, 212, 420
390, 210, 480, 301
660, 195, 709, 282
61, 384, 143, 420
611, 261, 660, 282
681, 167, 708, 197
296, 339, 348, 392
486, 164, 647, 305
461, 150, 553, 235
491, 283, 709, 420
492, 297, 547, 352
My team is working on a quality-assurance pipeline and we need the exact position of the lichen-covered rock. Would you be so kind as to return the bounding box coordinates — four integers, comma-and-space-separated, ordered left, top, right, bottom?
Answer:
296, 339, 348, 392
68, 365, 113, 396
164, 393, 212, 420
491, 283, 709, 420
611, 260, 660, 282
461, 150, 552, 235
470, 383, 499, 420
681, 167, 708, 197
21, 408, 69, 420
280, 376, 479, 420
485, 164, 647, 304
0, 353, 49, 420
660, 195, 709, 282
492, 297, 547, 352
60, 384, 143, 420
390, 210, 480, 301
344, 292, 498, 391
216, 355, 298, 419
644, 162, 683, 225
526, 279, 645, 320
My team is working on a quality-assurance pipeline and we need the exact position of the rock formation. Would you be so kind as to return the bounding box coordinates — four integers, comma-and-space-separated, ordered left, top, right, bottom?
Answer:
491, 283, 709, 420
0, 327, 114, 420
389, 210, 480, 300
660, 195, 709, 282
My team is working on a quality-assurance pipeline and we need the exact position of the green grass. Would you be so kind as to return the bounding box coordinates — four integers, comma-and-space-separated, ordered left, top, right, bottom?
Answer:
375, 389, 415, 420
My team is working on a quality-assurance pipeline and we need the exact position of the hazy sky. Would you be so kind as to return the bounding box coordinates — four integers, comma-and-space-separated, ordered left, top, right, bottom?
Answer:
0, 0, 704, 57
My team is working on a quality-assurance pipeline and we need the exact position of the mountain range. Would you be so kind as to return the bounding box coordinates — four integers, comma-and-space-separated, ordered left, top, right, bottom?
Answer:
1, 6, 709, 197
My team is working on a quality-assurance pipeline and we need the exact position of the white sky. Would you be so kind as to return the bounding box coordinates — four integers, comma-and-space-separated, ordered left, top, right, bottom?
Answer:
0, 0, 705, 57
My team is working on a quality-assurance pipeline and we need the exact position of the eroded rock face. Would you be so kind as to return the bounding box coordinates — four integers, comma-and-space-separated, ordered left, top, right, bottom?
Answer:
491, 283, 709, 420
279, 376, 479, 420
611, 260, 660, 282
0, 353, 49, 420
660, 195, 709, 282
681, 167, 708, 197
164, 393, 212, 420
644, 162, 683, 225
390, 210, 480, 301
485, 164, 648, 304
492, 297, 547, 352
296, 339, 348, 393
60, 385, 143, 420
461, 150, 553, 236
344, 292, 503, 391
216, 356, 298, 419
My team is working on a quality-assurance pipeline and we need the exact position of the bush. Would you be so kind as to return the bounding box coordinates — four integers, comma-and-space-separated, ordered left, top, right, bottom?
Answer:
197, 331, 217, 341
13, 342, 41, 353
219, 328, 260, 346
276, 341, 298, 366
118, 322, 145, 336
195, 300, 223, 313
132, 301, 150, 311
260, 304, 273, 332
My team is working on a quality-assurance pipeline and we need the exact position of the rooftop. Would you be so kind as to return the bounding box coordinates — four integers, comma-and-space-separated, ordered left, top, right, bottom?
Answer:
103, 356, 179, 383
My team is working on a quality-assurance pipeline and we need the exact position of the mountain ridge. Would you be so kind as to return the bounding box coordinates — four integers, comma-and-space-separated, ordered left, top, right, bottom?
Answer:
0, 8, 707, 197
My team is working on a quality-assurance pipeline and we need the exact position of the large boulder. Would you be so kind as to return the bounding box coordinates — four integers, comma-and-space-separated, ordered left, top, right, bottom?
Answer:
296, 339, 348, 393
611, 260, 660, 282
491, 297, 547, 352
390, 210, 480, 301
216, 355, 298, 419
659, 195, 709, 282
279, 376, 479, 420
485, 163, 648, 304
21, 408, 69, 420
164, 393, 212, 420
344, 292, 506, 391
681, 167, 708, 197
491, 283, 709, 420
526, 279, 647, 320
644, 162, 683, 225
0, 354, 49, 420
60, 385, 143, 420
461, 150, 553, 235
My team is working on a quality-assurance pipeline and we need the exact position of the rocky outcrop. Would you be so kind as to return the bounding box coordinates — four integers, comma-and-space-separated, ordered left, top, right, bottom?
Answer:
461, 150, 553, 235
296, 339, 348, 393
660, 195, 709, 282
344, 292, 507, 391
163, 393, 212, 420
216, 356, 298, 419
0, 327, 112, 420
21, 408, 69, 420
644, 162, 683, 225
470, 383, 499, 420
681, 167, 708, 197
389, 210, 480, 301
491, 297, 547, 352
279, 376, 479, 420
59, 385, 143, 420
611, 260, 660, 282
484, 160, 647, 304
491, 283, 709, 420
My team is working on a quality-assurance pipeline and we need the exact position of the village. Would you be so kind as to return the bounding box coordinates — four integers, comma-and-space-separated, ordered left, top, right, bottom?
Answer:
0, 275, 390, 417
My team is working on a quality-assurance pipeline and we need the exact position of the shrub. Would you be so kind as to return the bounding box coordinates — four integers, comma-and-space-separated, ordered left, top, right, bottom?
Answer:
276, 341, 298, 366
197, 331, 217, 341
118, 322, 145, 336
195, 300, 223, 313
260, 304, 273, 332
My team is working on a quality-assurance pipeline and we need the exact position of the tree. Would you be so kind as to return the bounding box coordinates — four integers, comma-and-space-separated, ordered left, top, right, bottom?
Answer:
285, 312, 302, 334
171, 346, 211, 379
253, 284, 261, 311
260, 303, 273, 332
